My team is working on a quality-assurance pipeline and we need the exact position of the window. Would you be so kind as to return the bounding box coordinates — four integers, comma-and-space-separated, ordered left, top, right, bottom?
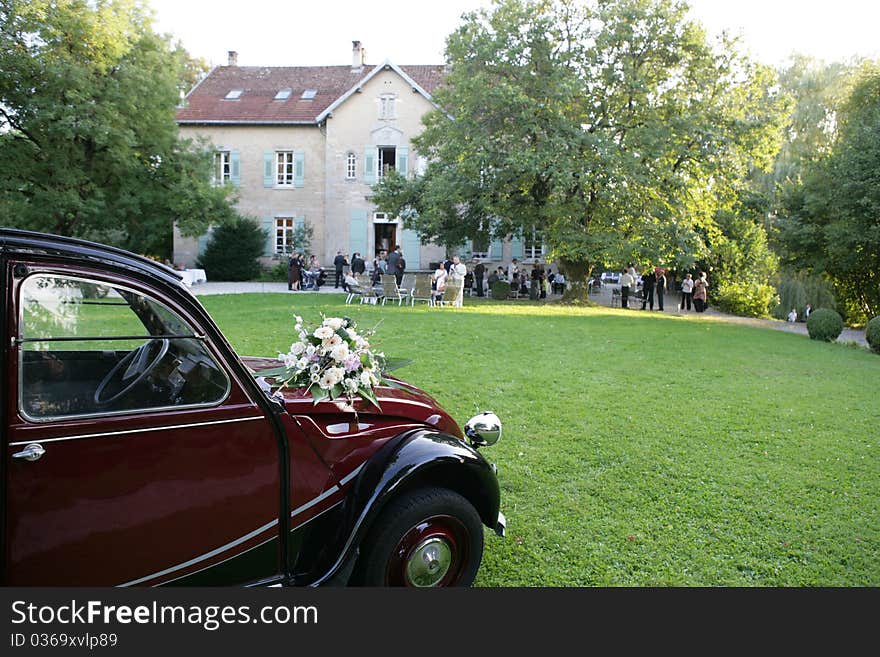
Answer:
18, 274, 229, 421
276, 151, 295, 186
377, 146, 396, 179
224, 89, 243, 100
213, 150, 231, 186
523, 228, 545, 260
275, 217, 296, 254
471, 233, 490, 260
379, 93, 396, 119
301, 89, 317, 100
346, 152, 357, 180
274, 88, 292, 100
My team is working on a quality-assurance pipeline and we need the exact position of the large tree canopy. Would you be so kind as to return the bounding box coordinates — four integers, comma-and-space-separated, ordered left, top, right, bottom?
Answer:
0, 0, 233, 258
373, 0, 787, 295
777, 64, 880, 319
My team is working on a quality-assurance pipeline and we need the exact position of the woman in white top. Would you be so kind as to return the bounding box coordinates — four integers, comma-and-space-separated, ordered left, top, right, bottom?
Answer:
433, 264, 448, 303
680, 273, 694, 311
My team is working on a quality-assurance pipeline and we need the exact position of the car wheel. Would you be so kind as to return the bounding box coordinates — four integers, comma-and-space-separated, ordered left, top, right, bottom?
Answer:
354, 487, 484, 587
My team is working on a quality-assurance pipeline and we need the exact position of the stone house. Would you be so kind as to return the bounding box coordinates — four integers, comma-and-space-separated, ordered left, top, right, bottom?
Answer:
174, 42, 537, 273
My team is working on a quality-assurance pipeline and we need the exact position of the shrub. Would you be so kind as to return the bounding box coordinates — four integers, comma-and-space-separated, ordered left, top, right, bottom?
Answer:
866, 316, 880, 354
806, 308, 844, 342
196, 218, 266, 281
714, 281, 778, 318
490, 280, 511, 300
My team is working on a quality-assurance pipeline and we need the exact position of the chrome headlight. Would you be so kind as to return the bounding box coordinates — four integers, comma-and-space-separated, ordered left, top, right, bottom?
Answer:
464, 411, 502, 448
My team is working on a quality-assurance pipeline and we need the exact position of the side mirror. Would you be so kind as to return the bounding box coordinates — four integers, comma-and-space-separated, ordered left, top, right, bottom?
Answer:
464, 411, 502, 448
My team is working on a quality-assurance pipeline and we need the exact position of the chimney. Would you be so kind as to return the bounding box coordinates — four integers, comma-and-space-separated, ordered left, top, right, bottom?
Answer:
351, 40, 365, 69
227, 51, 238, 66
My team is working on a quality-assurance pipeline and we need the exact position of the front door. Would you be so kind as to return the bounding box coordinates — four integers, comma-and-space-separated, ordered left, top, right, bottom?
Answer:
374, 223, 396, 257
3, 265, 282, 586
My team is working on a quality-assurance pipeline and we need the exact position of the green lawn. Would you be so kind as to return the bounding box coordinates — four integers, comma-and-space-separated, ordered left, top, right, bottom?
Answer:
199, 292, 880, 586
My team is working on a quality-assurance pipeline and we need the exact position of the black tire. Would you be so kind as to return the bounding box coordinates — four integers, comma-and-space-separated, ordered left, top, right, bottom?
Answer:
353, 487, 484, 587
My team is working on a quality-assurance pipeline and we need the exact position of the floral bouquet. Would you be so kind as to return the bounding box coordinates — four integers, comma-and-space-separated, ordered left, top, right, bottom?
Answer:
255, 314, 409, 410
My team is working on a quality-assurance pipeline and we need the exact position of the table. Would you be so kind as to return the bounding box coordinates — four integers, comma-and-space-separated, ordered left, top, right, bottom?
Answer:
180, 269, 207, 287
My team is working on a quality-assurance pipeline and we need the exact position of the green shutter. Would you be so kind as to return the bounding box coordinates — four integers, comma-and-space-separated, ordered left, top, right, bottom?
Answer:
197, 232, 211, 256
490, 239, 502, 260
230, 151, 240, 186
350, 209, 368, 257
402, 228, 421, 270
294, 150, 305, 188
396, 146, 408, 177
263, 152, 274, 187
363, 147, 375, 185
262, 217, 275, 256
510, 234, 523, 259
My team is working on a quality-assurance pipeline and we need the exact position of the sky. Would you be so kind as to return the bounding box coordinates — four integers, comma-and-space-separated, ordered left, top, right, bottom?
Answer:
147, 0, 880, 69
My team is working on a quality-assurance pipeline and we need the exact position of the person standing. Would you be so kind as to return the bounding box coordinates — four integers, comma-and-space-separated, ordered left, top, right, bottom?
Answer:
640, 269, 656, 310
287, 252, 302, 291
473, 258, 486, 297
693, 272, 708, 312
619, 267, 634, 309
394, 249, 406, 286
386, 245, 401, 279
350, 252, 365, 275
680, 273, 693, 311
450, 255, 467, 282
655, 268, 667, 311
333, 250, 348, 288
507, 258, 519, 283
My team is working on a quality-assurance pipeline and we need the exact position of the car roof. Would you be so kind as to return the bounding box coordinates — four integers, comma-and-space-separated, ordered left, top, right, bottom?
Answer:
0, 228, 185, 288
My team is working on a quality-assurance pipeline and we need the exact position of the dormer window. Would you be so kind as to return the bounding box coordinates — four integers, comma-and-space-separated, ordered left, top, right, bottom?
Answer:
224, 89, 243, 100
274, 88, 292, 100
301, 89, 317, 100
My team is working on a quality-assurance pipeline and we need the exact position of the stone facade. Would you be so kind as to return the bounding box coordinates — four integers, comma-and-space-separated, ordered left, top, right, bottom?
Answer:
174, 50, 453, 272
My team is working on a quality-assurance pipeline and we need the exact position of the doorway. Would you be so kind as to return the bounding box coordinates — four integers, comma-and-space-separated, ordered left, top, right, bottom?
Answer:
374, 222, 396, 257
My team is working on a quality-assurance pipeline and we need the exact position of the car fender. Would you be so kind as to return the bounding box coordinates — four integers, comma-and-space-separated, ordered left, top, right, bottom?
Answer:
310, 428, 500, 586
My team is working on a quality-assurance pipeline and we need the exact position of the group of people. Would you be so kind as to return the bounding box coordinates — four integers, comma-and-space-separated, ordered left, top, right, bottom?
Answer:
286, 253, 325, 291
617, 263, 709, 312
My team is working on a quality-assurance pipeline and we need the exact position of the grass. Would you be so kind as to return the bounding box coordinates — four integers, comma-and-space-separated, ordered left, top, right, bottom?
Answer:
198, 292, 880, 586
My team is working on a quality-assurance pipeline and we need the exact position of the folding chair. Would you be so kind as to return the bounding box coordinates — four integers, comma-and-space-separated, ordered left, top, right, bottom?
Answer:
411, 273, 435, 307
380, 275, 408, 306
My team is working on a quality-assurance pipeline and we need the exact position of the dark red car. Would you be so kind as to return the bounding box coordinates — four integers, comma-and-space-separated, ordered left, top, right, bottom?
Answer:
1, 229, 504, 587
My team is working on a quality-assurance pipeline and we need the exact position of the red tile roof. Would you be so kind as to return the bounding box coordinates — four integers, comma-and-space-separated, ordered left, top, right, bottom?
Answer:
176, 63, 446, 124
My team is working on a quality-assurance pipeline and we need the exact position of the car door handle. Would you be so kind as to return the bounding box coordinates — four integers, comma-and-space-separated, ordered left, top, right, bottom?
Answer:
12, 443, 46, 462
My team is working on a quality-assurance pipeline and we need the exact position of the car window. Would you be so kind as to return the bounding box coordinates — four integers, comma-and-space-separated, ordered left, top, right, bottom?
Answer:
18, 273, 230, 421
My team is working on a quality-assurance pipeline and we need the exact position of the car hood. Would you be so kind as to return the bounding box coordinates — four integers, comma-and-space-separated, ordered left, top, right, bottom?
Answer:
241, 356, 463, 439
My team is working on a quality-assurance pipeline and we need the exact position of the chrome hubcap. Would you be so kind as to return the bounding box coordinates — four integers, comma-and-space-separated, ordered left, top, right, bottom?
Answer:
405, 537, 453, 587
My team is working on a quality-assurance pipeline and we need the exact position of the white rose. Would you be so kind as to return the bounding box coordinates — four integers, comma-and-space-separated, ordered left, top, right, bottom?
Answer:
313, 326, 334, 340
330, 343, 349, 363
360, 370, 372, 387
323, 317, 344, 330
305, 345, 317, 357
290, 341, 306, 356
327, 367, 345, 385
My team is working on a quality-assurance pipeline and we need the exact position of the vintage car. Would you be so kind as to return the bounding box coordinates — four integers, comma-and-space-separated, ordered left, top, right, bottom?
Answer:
0, 229, 504, 587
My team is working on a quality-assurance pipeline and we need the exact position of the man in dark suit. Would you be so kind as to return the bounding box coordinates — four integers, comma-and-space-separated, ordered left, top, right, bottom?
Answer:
473, 258, 486, 296
350, 252, 365, 275
641, 269, 656, 310
333, 250, 348, 288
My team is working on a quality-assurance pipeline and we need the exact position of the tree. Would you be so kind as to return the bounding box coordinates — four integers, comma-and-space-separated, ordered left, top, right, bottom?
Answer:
196, 217, 266, 281
0, 0, 232, 259
372, 0, 787, 298
777, 64, 880, 320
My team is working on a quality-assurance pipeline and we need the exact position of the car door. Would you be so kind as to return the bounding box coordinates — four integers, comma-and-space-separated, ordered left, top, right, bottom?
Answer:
3, 265, 282, 586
